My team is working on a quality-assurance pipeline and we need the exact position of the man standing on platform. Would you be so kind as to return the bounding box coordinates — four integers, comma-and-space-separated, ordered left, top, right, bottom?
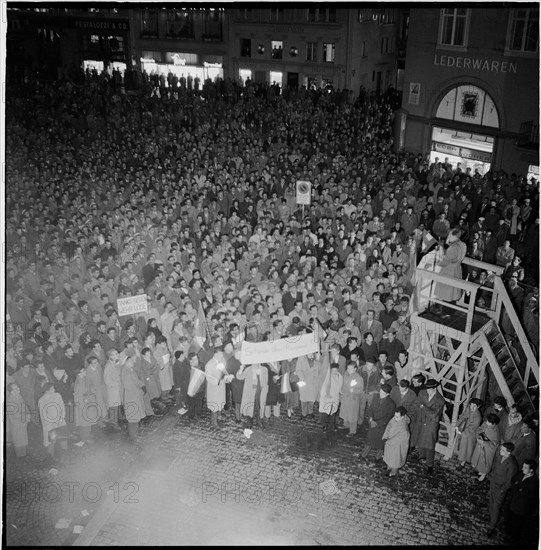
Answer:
410, 378, 445, 475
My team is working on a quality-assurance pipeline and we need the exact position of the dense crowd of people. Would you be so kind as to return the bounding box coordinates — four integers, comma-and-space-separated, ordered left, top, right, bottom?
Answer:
4, 70, 539, 542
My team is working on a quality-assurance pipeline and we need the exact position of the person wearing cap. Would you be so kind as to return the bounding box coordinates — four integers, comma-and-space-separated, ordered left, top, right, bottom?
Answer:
360, 382, 395, 460
382, 406, 411, 477
410, 378, 445, 475
455, 397, 483, 471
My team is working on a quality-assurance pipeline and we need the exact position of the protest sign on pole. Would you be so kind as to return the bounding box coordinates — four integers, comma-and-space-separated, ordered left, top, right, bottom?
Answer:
296, 180, 312, 205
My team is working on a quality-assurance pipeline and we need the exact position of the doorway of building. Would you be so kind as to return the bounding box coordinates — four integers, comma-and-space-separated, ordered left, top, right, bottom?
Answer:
287, 72, 299, 90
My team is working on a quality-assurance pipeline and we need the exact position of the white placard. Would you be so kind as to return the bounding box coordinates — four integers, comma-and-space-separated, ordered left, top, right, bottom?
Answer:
117, 294, 148, 316
240, 332, 319, 365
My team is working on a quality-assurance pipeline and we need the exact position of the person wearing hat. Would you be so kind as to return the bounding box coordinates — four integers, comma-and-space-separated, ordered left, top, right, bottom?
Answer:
360, 382, 396, 461
455, 397, 483, 471
382, 406, 411, 477
410, 378, 445, 475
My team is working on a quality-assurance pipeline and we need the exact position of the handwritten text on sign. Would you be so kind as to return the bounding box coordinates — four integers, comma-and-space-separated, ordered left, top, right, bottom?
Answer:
240, 332, 320, 365
117, 294, 148, 316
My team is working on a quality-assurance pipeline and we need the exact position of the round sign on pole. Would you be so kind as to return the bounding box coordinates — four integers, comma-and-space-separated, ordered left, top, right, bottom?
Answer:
296, 180, 312, 205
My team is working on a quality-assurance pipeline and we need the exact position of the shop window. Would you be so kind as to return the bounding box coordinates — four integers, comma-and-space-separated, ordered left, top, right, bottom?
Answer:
506, 8, 539, 53
306, 42, 317, 62
435, 85, 499, 128
203, 8, 223, 41
240, 38, 251, 57
141, 9, 158, 38
323, 43, 335, 62
438, 8, 470, 48
271, 41, 283, 59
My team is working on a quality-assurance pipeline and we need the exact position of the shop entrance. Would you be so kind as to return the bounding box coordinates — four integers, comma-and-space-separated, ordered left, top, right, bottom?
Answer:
429, 126, 494, 176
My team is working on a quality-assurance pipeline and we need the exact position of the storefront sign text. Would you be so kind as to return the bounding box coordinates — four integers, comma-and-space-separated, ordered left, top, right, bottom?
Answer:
74, 19, 129, 32
433, 55, 517, 74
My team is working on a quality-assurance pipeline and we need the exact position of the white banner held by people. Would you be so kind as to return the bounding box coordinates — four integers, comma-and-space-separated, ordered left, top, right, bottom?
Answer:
240, 332, 320, 365
117, 294, 148, 316
296, 180, 312, 205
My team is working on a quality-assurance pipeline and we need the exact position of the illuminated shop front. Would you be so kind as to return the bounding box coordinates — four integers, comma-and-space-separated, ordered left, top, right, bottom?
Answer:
140, 50, 223, 82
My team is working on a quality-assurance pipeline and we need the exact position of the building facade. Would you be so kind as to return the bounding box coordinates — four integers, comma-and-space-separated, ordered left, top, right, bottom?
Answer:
6, 6, 131, 78
399, 6, 539, 176
129, 7, 227, 84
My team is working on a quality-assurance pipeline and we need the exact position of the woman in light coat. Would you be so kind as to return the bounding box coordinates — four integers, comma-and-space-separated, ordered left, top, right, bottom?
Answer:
121, 355, 147, 439
383, 406, 411, 476
339, 361, 365, 436
6, 382, 29, 457
206, 349, 229, 427
154, 337, 174, 400
74, 366, 100, 442
470, 413, 501, 482
38, 383, 67, 455
455, 397, 483, 470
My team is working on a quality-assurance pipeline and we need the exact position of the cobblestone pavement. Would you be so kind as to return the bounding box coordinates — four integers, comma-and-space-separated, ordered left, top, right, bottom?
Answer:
5, 405, 537, 546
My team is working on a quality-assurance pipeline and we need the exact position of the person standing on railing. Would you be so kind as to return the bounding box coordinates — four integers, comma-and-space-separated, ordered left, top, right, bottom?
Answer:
432, 228, 467, 316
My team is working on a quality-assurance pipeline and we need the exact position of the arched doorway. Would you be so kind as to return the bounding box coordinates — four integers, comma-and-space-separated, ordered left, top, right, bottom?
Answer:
429, 85, 499, 176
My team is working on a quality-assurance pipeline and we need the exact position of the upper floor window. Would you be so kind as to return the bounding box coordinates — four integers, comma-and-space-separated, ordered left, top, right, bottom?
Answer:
358, 8, 395, 24
240, 38, 251, 58
239, 8, 252, 20
439, 8, 469, 47
141, 9, 158, 38
307, 8, 337, 23
270, 8, 284, 22
323, 43, 335, 62
380, 36, 394, 54
272, 41, 283, 59
507, 8, 539, 53
306, 42, 317, 62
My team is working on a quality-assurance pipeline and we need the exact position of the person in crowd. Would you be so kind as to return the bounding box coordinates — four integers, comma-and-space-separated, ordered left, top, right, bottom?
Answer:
382, 406, 411, 477
120, 353, 147, 440
318, 361, 343, 432
410, 378, 445, 475
455, 397, 483, 471
360, 383, 395, 461
186, 353, 206, 424
38, 382, 68, 457
512, 417, 537, 468
205, 345, 232, 429
470, 413, 502, 482
103, 349, 123, 429
504, 459, 539, 543
6, 383, 30, 458
339, 360, 365, 437
237, 361, 268, 429
486, 442, 519, 537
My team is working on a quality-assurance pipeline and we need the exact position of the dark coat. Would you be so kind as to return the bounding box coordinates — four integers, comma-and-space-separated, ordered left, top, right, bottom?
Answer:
366, 394, 396, 450
410, 389, 445, 449
509, 474, 539, 516
513, 432, 537, 467
390, 386, 419, 424
490, 453, 519, 491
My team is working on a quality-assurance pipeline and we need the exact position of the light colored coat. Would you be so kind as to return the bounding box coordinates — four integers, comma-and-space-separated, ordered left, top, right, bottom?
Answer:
6, 393, 29, 448
38, 391, 66, 446
295, 355, 326, 403
339, 370, 365, 424
121, 363, 147, 422
103, 359, 123, 408
434, 240, 467, 302
74, 374, 100, 428
318, 368, 343, 415
205, 352, 227, 412
237, 364, 269, 418
456, 407, 482, 463
154, 343, 173, 391
86, 363, 108, 419
383, 415, 411, 469
471, 422, 501, 474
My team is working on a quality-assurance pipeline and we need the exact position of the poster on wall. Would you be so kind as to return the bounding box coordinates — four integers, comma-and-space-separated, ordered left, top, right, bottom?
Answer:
409, 82, 420, 105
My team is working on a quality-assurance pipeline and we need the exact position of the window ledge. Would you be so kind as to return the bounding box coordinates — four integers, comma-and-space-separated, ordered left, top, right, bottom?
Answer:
503, 49, 538, 58
436, 43, 468, 53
